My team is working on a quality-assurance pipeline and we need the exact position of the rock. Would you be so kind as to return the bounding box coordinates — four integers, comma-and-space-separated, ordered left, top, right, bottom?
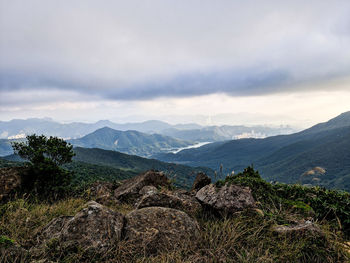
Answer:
124, 207, 200, 255
195, 183, 256, 215
139, 185, 158, 196
272, 221, 323, 236
171, 190, 202, 215
89, 181, 120, 206
89, 181, 114, 197
33, 201, 124, 253
0, 167, 26, 201
37, 216, 73, 242
191, 172, 211, 192
136, 189, 202, 215
114, 170, 170, 203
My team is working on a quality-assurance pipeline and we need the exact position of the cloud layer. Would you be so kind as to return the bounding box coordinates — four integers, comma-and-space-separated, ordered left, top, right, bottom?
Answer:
1, 0, 350, 101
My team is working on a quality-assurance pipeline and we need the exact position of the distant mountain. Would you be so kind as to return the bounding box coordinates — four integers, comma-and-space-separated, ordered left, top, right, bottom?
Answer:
0, 139, 12, 156
69, 127, 192, 157
0, 138, 26, 157
0, 118, 296, 142
161, 125, 295, 142
155, 111, 350, 191
0, 118, 104, 139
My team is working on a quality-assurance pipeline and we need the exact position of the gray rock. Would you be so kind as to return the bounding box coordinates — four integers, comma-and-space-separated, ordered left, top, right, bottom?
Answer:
139, 185, 158, 196
114, 170, 170, 203
136, 190, 202, 215
196, 183, 256, 215
33, 201, 124, 253
272, 221, 323, 236
124, 207, 200, 255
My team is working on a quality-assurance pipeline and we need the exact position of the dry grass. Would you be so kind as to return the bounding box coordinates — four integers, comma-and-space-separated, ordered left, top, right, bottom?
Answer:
1, 197, 349, 263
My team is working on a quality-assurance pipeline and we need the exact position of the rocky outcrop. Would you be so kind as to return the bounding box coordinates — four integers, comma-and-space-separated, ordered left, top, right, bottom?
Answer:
114, 170, 170, 203
33, 201, 124, 254
89, 181, 119, 206
0, 167, 26, 201
124, 207, 200, 255
191, 172, 211, 192
196, 183, 256, 215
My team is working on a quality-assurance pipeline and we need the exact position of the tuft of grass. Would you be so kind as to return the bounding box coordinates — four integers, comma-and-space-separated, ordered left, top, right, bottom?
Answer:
0, 235, 14, 248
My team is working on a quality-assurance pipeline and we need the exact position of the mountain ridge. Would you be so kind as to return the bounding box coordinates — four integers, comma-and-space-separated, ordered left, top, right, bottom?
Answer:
154, 111, 350, 191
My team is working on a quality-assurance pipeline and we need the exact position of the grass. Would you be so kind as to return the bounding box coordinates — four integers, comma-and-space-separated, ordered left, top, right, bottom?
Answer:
0, 166, 349, 262
1, 197, 349, 262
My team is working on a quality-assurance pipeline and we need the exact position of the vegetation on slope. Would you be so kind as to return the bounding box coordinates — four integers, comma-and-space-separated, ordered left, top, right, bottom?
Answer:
156, 115, 350, 192
72, 147, 215, 188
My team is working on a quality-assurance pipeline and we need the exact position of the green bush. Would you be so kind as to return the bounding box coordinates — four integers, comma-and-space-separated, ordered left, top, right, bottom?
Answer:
12, 134, 75, 199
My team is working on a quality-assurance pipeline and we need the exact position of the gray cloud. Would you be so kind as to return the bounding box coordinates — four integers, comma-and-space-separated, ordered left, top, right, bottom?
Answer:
1, 0, 350, 102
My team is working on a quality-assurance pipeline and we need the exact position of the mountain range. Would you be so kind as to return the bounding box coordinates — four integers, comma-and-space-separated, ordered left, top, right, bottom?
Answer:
0, 118, 296, 142
1, 112, 349, 191
155, 111, 350, 191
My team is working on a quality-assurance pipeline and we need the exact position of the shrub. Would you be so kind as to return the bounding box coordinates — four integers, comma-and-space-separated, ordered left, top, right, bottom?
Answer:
12, 134, 75, 198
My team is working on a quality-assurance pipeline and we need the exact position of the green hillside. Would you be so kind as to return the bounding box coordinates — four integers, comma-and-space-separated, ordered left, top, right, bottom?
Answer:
72, 147, 214, 188
69, 127, 191, 157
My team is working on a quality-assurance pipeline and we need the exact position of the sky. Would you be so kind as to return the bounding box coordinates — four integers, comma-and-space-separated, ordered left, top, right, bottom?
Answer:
1, 0, 350, 128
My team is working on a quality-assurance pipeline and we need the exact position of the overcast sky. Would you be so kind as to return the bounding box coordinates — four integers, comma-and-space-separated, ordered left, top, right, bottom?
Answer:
1, 0, 350, 127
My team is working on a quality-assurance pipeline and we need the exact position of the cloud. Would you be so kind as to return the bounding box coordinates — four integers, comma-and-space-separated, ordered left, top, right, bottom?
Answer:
1, 0, 350, 102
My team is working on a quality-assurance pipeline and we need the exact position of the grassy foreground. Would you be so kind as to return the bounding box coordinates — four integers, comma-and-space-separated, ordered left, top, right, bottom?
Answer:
1, 168, 350, 262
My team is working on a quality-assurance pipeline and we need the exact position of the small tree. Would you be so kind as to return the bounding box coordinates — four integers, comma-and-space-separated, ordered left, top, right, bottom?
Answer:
12, 134, 75, 198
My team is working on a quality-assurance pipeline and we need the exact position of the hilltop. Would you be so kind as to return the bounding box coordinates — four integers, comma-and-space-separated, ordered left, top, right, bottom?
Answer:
1, 167, 349, 262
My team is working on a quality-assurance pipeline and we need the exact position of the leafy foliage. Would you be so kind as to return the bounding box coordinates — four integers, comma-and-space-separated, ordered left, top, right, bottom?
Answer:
11, 134, 75, 198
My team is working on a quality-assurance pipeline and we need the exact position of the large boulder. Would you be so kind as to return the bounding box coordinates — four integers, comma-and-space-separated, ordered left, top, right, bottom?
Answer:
33, 201, 124, 253
0, 167, 26, 201
196, 183, 256, 215
124, 207, 200, 255
114, 170, 170, 203
191, 172, 211, 192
